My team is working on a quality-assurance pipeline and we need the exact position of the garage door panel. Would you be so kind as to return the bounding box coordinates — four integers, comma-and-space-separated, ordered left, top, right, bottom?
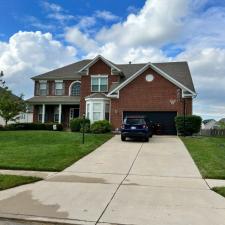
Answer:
123, 111, 177, 135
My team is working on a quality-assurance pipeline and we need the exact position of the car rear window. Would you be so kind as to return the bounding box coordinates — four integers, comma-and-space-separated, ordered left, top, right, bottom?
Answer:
125, 118, 145, 125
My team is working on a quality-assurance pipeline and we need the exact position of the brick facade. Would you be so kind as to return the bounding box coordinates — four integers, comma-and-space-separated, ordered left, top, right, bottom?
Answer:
80, 59, 120, 116
110, 67, 192, 129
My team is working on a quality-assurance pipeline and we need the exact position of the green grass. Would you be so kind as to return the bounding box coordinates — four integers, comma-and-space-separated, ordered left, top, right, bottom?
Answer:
212, 187, 225, 198
181, 136, 225, 179
0, 131, 113, 171
0, 174, 41, 191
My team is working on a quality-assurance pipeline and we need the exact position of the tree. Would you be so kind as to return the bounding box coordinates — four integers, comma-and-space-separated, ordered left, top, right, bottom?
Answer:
0, 71, 26, 125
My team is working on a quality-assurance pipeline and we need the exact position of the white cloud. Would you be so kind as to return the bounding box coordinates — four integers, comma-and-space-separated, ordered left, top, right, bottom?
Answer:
0, 31, 76, 97
96, 0, 189, 47
42, 2, 63, 12
95, 10, 119, 21
65, 27, 98, 52
41, 1, 75, 24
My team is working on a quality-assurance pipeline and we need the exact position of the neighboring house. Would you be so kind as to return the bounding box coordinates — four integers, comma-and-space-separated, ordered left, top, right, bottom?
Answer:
27, 55, 196, 134
201, 119, 219, 129
0, 87, 32, 125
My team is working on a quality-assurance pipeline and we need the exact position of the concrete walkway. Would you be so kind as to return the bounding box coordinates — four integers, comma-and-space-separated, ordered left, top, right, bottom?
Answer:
0, 170, 56, 179
0, 135, 225, 225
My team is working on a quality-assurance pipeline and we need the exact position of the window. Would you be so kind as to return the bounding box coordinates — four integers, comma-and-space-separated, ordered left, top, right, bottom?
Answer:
40, 83, 47, 96
105, 103, 109, 121
55, 81, 64, 95
71, 82, 81, 96
54, 106, 59, 122
91, 76, 108, 92
86, 103, 90, 119
93, 103, 101, 121
38, 106, 42, 122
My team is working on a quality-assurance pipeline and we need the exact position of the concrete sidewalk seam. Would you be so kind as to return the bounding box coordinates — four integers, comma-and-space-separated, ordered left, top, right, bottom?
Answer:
95, 143, 144, 225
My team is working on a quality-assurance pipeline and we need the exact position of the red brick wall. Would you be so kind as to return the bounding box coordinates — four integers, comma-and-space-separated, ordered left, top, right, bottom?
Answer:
110, 67, 192, 129
80, 59, 120, 116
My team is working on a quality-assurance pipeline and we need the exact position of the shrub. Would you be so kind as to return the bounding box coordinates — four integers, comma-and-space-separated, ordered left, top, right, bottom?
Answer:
80, 123, 90, 133
70, 117, 90, 132
175, 115, 202, 136
3, 123, 63, 131
90, 120, 112, 134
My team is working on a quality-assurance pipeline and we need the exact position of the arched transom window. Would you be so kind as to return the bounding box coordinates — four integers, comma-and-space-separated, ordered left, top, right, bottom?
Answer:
71, 82, 81, 96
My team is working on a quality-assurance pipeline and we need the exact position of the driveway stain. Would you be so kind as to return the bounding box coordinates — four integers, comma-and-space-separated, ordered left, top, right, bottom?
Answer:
0, 191, 68, 219
47, 175, 108, 184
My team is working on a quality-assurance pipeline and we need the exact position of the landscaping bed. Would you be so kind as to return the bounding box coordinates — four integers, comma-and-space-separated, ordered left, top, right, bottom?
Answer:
0, 174, 41, 191
0, 131, 112, 171
181, 136, 225, 179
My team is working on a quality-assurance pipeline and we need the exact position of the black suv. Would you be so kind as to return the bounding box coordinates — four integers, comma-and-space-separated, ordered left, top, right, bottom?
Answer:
121, 116, 153, 142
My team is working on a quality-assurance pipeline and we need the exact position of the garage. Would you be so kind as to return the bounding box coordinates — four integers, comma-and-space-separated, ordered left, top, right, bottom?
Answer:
123, 111, 177, 135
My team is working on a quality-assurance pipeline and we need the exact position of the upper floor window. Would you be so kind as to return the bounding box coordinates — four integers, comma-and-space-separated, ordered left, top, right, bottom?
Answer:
39, 81, 47, 96
55, 80, 64, 96
91, 76, 108, 92
71, 82, 81, 96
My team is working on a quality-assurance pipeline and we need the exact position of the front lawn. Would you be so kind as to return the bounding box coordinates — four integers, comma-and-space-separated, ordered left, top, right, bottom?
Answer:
181, 136, 225, 179
212, 187, 225, 198
0, 131, 112, 171
0, 175, 41, 191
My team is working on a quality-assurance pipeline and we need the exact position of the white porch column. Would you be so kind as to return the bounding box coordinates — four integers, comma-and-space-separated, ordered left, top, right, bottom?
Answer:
59, 104, 62, 123
42, 104, 45, 123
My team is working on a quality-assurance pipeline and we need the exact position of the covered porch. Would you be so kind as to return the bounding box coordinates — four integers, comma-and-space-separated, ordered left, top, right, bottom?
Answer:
27, 96, 80, 127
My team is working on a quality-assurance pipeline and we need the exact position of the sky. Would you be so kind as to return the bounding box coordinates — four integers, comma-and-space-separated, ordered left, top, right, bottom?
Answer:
0, 0, 225, 120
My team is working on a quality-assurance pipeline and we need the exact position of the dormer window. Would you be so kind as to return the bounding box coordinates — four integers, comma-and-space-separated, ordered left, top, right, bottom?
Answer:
91, 75, 108, 92
55, 80, 64, 96
70, 81, 81, 96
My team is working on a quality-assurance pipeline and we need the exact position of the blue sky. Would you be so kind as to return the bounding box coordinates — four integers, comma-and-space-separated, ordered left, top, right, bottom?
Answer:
0, 0, 225, 120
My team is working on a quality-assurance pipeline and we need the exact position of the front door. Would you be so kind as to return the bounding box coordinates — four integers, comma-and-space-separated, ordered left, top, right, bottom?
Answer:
70, 107, 79, 120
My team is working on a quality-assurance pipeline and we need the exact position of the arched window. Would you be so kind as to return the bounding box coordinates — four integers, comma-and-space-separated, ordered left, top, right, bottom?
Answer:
71, 82, 81, 96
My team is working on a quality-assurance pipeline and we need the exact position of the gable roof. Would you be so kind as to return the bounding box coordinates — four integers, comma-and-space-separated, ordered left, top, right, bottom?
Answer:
31, 56, 196, 94
108, 62, 196, 96
78, 55, 121, 73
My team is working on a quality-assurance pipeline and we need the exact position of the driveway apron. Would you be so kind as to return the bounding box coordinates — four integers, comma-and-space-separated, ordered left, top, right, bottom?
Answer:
0, 135, 225, 225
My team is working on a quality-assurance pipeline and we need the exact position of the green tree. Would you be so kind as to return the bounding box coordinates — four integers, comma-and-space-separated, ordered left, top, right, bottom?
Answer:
218, 121, 225, 129
0, 71, 26, 125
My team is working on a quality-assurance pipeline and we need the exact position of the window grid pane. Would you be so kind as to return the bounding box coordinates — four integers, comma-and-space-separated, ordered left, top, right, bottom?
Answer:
71, 82, 81, 96
91, 77, 108, 92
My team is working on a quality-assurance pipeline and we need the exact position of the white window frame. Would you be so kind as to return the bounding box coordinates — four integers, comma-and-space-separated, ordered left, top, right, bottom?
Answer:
55, 80, 64, 96
39, 80, 47, 96
91, 75, 108, 92
85, 98, 110, 123
69, 81, 81, 96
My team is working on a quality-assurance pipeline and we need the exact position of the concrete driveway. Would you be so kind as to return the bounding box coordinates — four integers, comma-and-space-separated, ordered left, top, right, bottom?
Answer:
0, 136, 225, 225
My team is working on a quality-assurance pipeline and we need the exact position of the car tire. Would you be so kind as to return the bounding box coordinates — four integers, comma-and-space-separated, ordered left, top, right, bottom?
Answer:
121, 136, 126, 141
144, 137, 149, 142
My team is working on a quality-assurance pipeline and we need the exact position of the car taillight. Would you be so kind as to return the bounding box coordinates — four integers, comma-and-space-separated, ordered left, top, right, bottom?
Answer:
143, 124, 148, 129
121, 124, 125, 129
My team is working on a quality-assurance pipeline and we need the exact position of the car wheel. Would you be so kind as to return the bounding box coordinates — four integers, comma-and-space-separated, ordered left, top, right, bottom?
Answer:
145, 137, 149, 142
121, 136, 126, 141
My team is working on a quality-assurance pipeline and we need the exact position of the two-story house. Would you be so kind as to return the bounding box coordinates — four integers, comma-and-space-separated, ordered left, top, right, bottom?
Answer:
27, 55, 196, 134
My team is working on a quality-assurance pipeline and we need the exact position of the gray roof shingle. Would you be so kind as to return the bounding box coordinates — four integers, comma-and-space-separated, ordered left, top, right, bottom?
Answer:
32, 58, 195, 93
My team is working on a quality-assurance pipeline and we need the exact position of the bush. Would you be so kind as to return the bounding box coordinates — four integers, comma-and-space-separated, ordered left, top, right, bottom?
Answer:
3, 123, 63, 131
70, 117, 90, 132
175, 115, 202, 136
90, 120, 112, 134
80, 123, 90, 133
